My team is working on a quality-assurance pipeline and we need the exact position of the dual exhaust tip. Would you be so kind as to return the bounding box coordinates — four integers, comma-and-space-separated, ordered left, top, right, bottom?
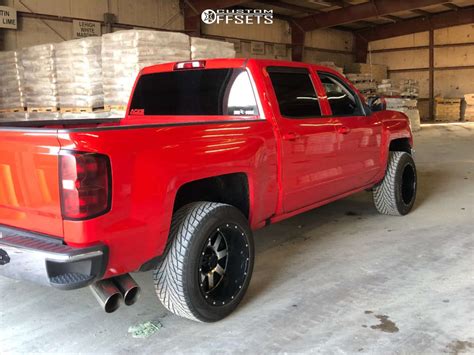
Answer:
90, 274, 140, 313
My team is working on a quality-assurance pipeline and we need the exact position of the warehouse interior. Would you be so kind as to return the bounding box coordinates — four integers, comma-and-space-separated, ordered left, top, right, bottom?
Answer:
0, 0, 473, 353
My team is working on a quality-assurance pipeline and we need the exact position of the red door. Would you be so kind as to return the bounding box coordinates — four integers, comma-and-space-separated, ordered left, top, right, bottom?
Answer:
317, 71, 383, 190
265, 66, 343, 213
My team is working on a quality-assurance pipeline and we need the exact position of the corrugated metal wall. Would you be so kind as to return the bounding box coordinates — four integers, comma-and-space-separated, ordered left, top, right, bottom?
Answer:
1, 0, 355, 64
369, 24, 474, 99
2, 0, 184, 49
203, 20, 354, 63
304, 28, 354, 67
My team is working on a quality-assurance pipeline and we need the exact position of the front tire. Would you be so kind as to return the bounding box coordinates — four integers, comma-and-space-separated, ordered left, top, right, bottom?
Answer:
154, 202, 254, 322
373, 151, 417, 216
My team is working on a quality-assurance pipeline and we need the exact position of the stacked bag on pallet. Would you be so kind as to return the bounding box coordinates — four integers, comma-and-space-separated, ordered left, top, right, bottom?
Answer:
346, 73, 377, 96
377, 79, 419, 98
462, 94, 474, 121
102, 30, 190, 109
385, 98, 421, 131
21, 44, 58, 109
345, 63, 388, 83
318, 61, 344, 74
190, 37, 236, 60
0, 51, 24, 111
399, 79, 419, 98
377, 79, 400, 96
55, 37, 103, 110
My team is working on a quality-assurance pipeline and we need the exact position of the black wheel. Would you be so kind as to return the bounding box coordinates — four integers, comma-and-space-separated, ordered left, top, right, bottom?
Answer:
154, 202, 254, 322
373, 151, 417, 216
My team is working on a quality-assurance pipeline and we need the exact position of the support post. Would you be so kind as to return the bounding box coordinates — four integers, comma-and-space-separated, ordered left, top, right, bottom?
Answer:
182, 0, 201, 37
429, 28, 434, 121
354, 34, 369, 63
290, 22, 305, 62
103, 13, 116, 34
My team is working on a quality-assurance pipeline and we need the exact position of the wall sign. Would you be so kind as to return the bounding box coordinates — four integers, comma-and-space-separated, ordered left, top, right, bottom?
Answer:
250, 41, 265, 55
273, 43, 287, 57
72, 20, 101, 38
0, 6, 17, 29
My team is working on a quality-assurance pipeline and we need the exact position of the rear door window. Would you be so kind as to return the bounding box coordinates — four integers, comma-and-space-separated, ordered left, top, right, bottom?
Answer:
130, 68, 259, 116
267, 67, 322, 118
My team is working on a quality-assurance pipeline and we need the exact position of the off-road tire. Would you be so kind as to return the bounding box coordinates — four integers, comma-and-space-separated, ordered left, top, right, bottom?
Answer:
153, 202, 254, 322
373, 151, 417, 216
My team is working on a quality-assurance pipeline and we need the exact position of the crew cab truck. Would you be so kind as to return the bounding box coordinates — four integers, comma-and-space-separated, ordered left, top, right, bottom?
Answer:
0, 58, 417, 322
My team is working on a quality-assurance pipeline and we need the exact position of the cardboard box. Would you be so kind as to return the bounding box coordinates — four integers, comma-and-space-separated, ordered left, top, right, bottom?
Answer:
344, 63, 388, 82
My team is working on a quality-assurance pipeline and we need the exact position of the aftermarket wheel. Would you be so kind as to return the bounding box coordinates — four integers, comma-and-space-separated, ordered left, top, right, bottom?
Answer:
373, 151, 417, 216
154, 202, 254, 322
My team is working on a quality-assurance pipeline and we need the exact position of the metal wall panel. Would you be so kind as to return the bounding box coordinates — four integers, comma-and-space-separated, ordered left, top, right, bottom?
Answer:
3, 0, 184, 50
369, 32, 429, 50
304, 28, 353, 52
202, 19, 291, 44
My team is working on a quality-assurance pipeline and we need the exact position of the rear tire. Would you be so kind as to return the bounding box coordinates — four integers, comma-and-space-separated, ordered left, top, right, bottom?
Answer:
154, 202, 254, 322
373, 151, 417, 216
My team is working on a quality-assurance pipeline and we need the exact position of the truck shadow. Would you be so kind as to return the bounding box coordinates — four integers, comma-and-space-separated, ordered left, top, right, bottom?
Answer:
242, 166, 442, 305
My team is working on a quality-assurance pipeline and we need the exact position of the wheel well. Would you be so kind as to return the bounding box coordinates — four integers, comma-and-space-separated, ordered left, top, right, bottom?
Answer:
173, 173, 250, 218
389, 138, 412, 154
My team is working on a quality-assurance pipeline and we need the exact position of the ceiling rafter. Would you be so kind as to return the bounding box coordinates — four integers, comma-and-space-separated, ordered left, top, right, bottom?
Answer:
411, 8, 432, 16
256, 0, 323, 14
443, 3, 459, 10
357, 5, 474, 42
295, 0, 450, 31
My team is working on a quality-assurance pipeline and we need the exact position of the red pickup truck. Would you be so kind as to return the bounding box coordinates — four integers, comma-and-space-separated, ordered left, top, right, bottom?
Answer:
0, 58, 416, 322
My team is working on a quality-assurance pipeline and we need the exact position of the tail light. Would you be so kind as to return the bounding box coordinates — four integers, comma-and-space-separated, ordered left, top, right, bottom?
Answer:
60, 152, 111, 220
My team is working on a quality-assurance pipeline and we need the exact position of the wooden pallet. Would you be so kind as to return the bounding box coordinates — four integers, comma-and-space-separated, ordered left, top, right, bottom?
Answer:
27, 107, 58, 113
60, 106, 104, 113
0, 107, 26, 113
104, 105, 127, 112
435, 98, 461, 105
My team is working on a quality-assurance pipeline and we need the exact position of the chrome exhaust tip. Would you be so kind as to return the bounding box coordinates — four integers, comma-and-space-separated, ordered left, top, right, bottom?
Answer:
113, 274, 141, 306
90, 279, 123, 313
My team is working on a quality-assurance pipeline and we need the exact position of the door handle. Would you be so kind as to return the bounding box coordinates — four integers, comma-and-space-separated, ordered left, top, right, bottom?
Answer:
282, 132, 300, 141
337, 126, 351, 134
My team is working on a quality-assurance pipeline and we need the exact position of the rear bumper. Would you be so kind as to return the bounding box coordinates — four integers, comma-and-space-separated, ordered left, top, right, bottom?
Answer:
0, 225, 107, 290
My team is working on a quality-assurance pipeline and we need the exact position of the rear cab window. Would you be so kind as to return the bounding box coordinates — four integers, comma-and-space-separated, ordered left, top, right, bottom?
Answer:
130, 68, 259, 117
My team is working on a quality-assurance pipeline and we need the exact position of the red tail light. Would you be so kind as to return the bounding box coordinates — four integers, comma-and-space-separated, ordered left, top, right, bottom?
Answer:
60, 152, 111, 220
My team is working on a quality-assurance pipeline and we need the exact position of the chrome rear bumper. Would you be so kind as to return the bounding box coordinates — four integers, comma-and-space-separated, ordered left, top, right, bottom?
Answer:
0, 225, 107, 290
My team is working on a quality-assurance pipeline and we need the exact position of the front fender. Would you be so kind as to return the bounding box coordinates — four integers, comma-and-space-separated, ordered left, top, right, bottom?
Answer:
377, 110, 413, 181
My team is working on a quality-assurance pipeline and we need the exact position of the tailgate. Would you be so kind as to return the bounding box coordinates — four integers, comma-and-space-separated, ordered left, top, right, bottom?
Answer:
0, 129, 63, 237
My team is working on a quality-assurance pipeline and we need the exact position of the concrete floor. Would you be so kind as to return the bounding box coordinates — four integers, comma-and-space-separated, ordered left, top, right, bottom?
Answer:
1, 123, 473, 353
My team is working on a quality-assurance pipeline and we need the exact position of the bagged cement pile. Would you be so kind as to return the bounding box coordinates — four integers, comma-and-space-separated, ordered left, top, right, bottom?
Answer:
55, 37, 103, 109
191, 37, 236, 60
102, 30, 190, 108
0, 51, 24, 110
21, 44, 58, 108
385, 98, 421, 131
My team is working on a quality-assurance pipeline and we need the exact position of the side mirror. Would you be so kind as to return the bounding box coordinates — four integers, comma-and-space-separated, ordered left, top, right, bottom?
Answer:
367, 95, 386, 112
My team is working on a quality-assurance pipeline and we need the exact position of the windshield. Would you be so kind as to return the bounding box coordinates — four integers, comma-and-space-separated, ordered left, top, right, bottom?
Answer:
130, 68, 259, 116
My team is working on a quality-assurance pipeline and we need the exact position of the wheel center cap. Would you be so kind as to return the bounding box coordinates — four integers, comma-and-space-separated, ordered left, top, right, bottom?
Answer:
202, 247, 219, 273
209, 253, 218, 269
